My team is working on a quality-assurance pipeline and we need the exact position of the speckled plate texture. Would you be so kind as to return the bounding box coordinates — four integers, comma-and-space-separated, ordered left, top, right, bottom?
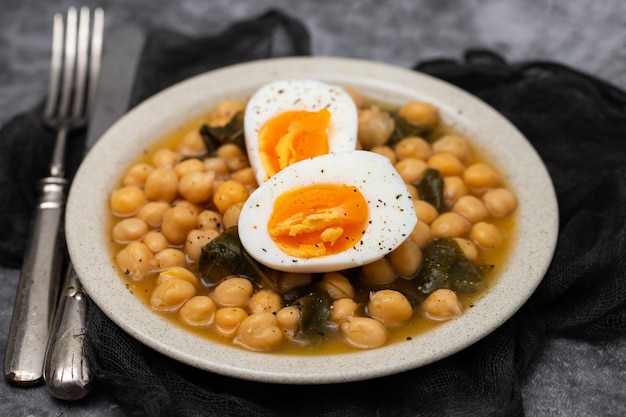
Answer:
66, 57, 558, 384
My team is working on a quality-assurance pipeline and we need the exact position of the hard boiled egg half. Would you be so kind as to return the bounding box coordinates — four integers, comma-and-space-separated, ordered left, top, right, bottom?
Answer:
244, 78, 358, 184
238, 151, 417, 273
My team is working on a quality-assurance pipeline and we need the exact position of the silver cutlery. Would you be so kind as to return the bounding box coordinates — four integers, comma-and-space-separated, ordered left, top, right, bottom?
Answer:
4, 6, 104, 387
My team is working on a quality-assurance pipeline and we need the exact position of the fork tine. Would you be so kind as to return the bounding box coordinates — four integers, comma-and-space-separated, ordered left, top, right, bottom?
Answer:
43, 14, 64, 120
71, 7, 90, 120
86, 8, 104, 117
57, 7, 77, 119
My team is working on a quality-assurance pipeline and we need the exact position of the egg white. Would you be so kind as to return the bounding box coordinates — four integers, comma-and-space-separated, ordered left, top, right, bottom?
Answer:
243, 78, 358, 185
238, 151, 417, 273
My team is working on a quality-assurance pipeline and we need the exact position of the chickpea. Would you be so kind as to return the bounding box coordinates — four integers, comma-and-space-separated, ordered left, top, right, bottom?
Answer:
388, 238, 422, 277
361, 257, 396, 286
152, 248, 186, 271
276, 306, 301, 338
174, 158, 205, 178
204, 157, 230, 177
398, 100, 439, 128
178, 130, 206, 157
184, 228, 220, 262
179, 170, 215, 204
231, 167, 258, 188
357, 106, 395, 148
432, 134, 470, 163
208, 99, 245, 127
144, 167, 179, 203
370, 145, 397, 164
172, 199, 202, 216
233, 312, 283, 351
150, 277, 196, 311
482, 188, 517, 217
115, 241, 153, 281
470, 222, 504, 249
122, 163, 154, 187
136, 201, 170, 228
213, 180, 248, 214
368, 289, 413, 327
179, 296, 216, 326
340, 316, 387, 349
211, 276, 254, 308
161, 205, 198, 245
222, 201, 244, 230
394, 158, 428, 184
213, 307, 248, 338
431, 212, 471, 238
156, 266, 198, 287
197, 210, 222, 231
318, 272, 355, 299
453, 237, 478, 262
463, 163, 501, 190
112, 217, 148, 243
143, 230, 169, 253
427, 152, 465, 177
394, 137, 432, 160
443, 176, 469, 206
151, 148, 181, 168
410, 221, 433, 249
110, 185, 146, 217
249, 289, 282, 314
413, 199, 439, 225
452, 195, 489, 223
278, 272, 313, 293
217, 144, 247, 171
405, 183, 418, 200
331, 298, 358, 323
421, 288, 463, 321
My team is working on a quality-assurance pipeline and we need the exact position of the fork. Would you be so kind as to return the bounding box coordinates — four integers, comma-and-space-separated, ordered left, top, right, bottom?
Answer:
4, 6, 104, 386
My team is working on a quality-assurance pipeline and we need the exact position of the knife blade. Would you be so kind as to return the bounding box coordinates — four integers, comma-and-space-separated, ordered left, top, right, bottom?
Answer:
43, 24, 145, 401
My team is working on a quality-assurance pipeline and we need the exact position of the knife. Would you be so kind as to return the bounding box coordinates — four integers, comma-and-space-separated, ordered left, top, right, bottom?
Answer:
42, 24, 145, 401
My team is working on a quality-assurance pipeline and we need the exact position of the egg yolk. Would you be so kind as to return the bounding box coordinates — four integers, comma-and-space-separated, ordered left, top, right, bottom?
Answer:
258, 109, 331, 181
267, 183, 369, 258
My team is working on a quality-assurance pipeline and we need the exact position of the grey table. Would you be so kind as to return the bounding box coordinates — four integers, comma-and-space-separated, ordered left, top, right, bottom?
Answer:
1, 1, 625, 416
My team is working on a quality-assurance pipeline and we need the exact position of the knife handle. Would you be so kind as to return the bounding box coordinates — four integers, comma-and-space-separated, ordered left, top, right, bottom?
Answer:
44, 262, 94, 400
4, 176, 66, 386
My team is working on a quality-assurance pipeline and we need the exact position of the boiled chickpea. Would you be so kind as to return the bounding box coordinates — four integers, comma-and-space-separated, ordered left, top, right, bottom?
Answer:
249, 289, 282, 314
213, 307, 248, 338
150, 277, 196, 311
208, 99, 245, 127
318, 272, 355, 299
161, 205, 198, 245
463, 163, 501, 190
370, 145, 397, 164
410, 221, 433, 249
211, 276, 254, 308
406, 183, 418, 200
179, 296, 216, 326
230, 167, 258, 188
276, 306, 301, 338
115, 241, 153, 281
110, 185, 146, 217
151, 148, 181, 168
122, 163, 154, 187
156, 266, 199, 287
278, 272, 313, 293
143, 230, 169, 253
453, 237, 479, 262
470, 222, 504, 249
421, 288, 463, 321
431, 212, 471, 238
217, 143, 247, 171
178, 130, 206, 157
174, 158, 205, 178
452, 195, 489, 223
443, 176, 470, 206
331, 298, 358, 323
204, 157, 230, 177
394, 137, 432, 160
213, 180, 248, 214
357, 106, 395, 148
395, 158, 428, 184
413, 199, 439, 225
388, 238, 422, 277
432, 134, 470, 163
222, 201, 244, 230
482, 188, 517, 217
197, 210, 222, 231
361, 257, 396, 286
184, 228, 220, 262
144, 167, 179, 203
368, 289, 413, 327
398, 100, 439, 128
112, 217, 149, 243
136, 201, 170, 228
340, 316, 387, 349
233, 312, 283, 351
152, 248, 186, 270
427, 152, 465, 177
172, 199, 202, 216
179, 170, 215, 204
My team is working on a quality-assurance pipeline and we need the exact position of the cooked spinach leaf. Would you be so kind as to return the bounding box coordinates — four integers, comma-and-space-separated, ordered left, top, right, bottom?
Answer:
199, 111, 245, 155
388, 112, 431, 145
291, 290, 333, 345
416, 168, 444, 212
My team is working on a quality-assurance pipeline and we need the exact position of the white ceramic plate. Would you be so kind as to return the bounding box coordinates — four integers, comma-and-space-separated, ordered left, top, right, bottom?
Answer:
66, 57, 558, 384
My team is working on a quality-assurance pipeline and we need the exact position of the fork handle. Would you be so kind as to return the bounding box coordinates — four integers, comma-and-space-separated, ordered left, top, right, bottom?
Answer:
4, 176, 66, 386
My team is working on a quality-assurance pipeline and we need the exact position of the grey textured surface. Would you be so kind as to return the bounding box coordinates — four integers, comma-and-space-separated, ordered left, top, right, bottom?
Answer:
1, 0, 625, 416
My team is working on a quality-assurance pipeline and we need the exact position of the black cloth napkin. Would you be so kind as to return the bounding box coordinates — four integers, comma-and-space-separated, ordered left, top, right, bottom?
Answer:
1, 9, 625, 417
